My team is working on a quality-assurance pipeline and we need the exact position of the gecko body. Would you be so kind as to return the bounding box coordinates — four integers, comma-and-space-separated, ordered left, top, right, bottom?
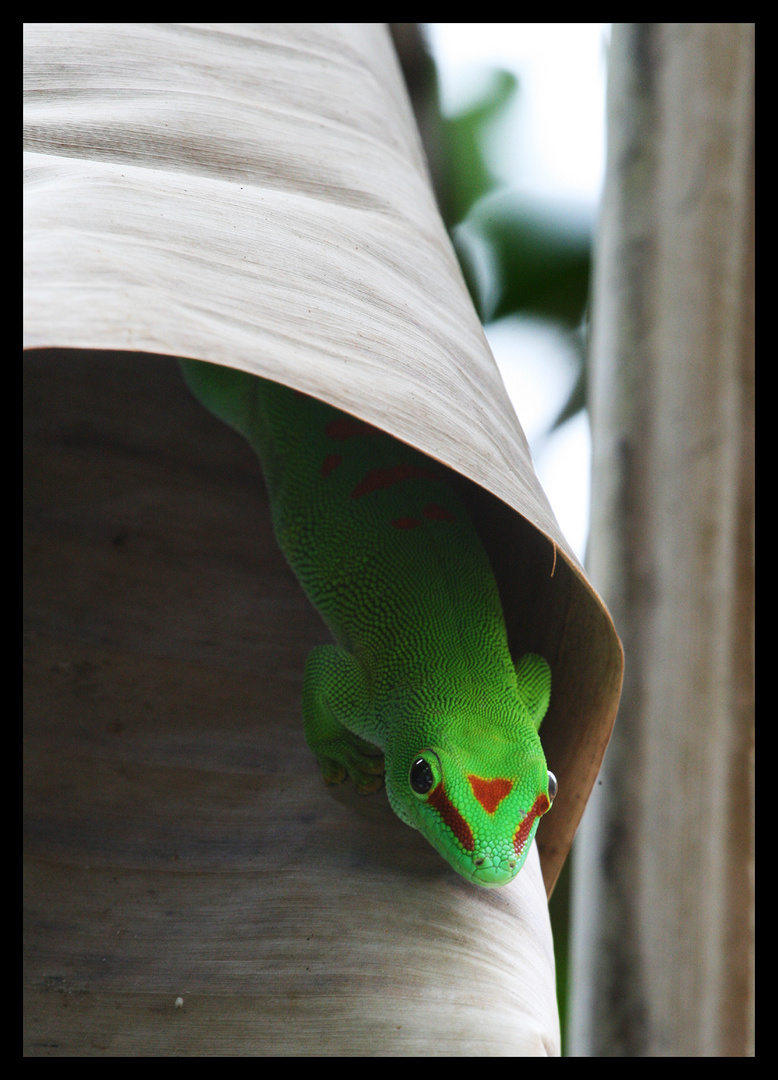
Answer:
181, 360, 555, 886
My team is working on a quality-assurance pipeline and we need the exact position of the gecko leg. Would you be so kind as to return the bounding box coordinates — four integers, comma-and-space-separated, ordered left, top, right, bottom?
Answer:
302, 644, 384, 793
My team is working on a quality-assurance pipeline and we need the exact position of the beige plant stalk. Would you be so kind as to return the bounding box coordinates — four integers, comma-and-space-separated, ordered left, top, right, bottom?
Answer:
24, 23, 622, 1055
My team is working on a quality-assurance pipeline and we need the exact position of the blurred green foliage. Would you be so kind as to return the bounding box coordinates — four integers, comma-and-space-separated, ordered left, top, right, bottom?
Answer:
436, 68, 519, 227
435, 61, 592, 432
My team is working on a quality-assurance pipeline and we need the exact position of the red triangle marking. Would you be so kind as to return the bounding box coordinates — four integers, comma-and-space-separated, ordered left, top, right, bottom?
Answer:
467, 775, 513, 815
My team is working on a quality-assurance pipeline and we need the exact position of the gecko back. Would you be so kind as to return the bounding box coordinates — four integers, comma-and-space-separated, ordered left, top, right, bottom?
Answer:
180, 359, 556, 885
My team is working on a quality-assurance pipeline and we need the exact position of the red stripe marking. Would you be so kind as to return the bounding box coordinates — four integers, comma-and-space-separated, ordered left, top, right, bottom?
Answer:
350, 464, 439, 500
320, 453, 342, 479
423, 503, 456, 523
513, 794, 551, 856
325, 418, 379, 440
467, 775, 513, 815
428, 782, 475, 852
392, 517, 420, 530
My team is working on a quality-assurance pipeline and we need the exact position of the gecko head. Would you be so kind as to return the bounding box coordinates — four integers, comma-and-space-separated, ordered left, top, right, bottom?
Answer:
384, 729, 557, 887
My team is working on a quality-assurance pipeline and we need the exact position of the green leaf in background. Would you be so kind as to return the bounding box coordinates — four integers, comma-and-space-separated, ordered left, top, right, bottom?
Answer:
453, 192, 591, 431
430, 57, 592, 433
459, 193, 592, 326
438, 68, 519, 227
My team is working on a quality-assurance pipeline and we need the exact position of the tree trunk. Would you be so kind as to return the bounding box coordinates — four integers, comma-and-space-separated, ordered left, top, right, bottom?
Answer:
571, 23, 754, 1056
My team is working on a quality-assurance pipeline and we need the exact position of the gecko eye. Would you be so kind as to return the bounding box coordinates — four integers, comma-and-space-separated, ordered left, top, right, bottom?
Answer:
409, 751, 441, 797
547, 771, 558, 801
410, 757, 434, 794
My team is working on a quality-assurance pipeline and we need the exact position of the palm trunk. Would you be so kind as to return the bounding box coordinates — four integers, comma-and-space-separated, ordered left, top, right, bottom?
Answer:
571, 22, 754, 1056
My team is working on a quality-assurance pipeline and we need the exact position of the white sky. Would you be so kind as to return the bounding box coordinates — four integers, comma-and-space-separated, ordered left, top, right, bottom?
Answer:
424, 23, 610, 561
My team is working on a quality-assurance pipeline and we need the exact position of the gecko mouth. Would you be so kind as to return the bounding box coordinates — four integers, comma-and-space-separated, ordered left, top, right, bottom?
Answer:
470, 857, 520, 887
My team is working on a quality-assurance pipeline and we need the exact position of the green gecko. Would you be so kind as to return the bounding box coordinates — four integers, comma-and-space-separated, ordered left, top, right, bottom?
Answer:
180, 359, 556, 887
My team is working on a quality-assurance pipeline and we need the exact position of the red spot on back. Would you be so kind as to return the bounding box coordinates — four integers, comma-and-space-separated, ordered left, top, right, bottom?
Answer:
428, 782, 475, 852
467, 775, 513, 815
513, 794, 551, 857
350, 464, 439, 500
424, 503, 456, 523
392, 517, 420, 530
320, 453, 342, 478
325, 418, 378, 440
